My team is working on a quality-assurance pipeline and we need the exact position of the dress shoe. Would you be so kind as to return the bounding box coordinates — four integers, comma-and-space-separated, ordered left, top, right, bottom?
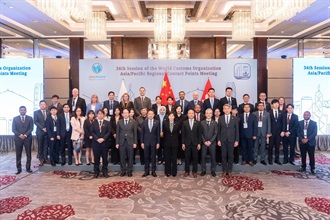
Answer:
152, 172, 157, 177
289, 161, 295, 165
56, 161, 60, 164
217, 162, 222, 166
228, 172, 233, 178
172, 174, 176, 177
68, 161, 72, 165
142, 172, 149, 177
15, 170, 22, 175
222, 172, 227, 178
103, 173, 109, 178
75, 163, 79, 166
200, 171, 206, 176
241, 161, 246, 165
283, 160, 288, 164
86, 163, 90, 166
248, 162, 254, 166
141, 162, 145, 165
268, 161, 273, 165
275, 161, 282, 165
193, 173, 198, 178
27, 169, 33, 173
166, 174, 171, 177
211, 172, 216, 177
120, 172, 126, 177
184, 172, 189, 177
133, 161, 136, 165
51, 162, 56, 166
61, 162, 66, 166
39, 160, 44, 166
128, 172, 132, 177
157, 161, 163, 165
93, 173, 99, 178
311, 169, 315, 174
44, 160, 50, 164
260, 161, 267, 165
253, 161, 257, 165
299, 168, 306, 172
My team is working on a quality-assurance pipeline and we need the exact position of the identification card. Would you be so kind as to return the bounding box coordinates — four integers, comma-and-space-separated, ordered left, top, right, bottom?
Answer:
109, 109, 113, 115
54, 126, 57, 132
304, 129, 307, 137
243, 123, 248, 128
258, 121, 263, 127
287, 125, 289, 130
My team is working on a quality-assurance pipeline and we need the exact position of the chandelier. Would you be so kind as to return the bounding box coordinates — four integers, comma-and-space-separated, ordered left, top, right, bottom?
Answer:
157, 43, 167, 59
84, 12, 107, 40
154, 8, 168, 42
232, 11, 254, 40
171, 9, 186, 42
168, 44, 178, 59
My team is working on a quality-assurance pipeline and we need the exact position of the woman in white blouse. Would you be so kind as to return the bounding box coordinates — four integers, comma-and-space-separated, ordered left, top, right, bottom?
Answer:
71, 107, 85, 165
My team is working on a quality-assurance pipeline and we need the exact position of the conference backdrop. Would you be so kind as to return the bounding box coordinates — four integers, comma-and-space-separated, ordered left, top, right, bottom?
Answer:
79, 59, 257, 109
0, 58, 44, 135
293, 58, 330, 135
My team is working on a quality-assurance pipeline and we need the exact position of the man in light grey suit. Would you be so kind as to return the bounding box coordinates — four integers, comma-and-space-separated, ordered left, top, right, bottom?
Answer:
253, 102, 272, 165
218, 104, 239, 178
134, 87, 152, 116
200, 108, 218, 177
116, 108, 138, 177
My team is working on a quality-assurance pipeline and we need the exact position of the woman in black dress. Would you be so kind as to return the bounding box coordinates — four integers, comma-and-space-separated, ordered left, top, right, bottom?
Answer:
110, 107, 122, 164
119, 93, 134, 112
83, 110, 95, 165
174, 105, 187, 165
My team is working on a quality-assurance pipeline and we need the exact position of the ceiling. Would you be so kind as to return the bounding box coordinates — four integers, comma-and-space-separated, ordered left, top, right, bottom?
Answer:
0, 0, 329, 59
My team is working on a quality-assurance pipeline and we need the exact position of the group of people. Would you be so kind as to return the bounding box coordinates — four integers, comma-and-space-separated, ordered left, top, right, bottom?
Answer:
13, 87, 318, 178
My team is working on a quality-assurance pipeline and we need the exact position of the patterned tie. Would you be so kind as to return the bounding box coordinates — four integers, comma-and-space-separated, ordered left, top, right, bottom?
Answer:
228, 97, 231, 106
275, 110, 278, 122
21, 116, 25, 123
259, 112, 262, 121
226, 116, 229, 127
190, 119, 193, 130
43, 110, 47, 120
304, 120, 308, 129
125, 119, 128, 128
287, 114, 291, 124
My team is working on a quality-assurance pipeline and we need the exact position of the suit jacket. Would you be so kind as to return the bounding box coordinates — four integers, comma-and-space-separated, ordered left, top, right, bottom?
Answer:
103, 100, 119, 115
254, 101, 271, 112
86, 102, 103, 115
90, 119, 112, 148
68, 97, 87, 116
134, 96, 152, 115
219, 97, 238, 115
70, 117, 85, 140
203, 98, 220, 113
141, 119, 160, 146
46, 115, 61, 139
187, 100, 203, 111
119, 101, 134, 112
238, 103, 254, 114
34, 109, 48, 135
298, 120, 317, 146
110, 115, 122, 139
163, 120, 180, 148
181, 119, 201, 146
239, 113, 258, 139
175, 99, 189, 115
269, 109, 283, 135
253, 111, 271, 137
218, 115, 239, 143
201, 119, 218, 145
136, 115, 147, 140
282, 113, 299, 138
48, 103, 63, 115
165, 105, 175, 115
12, 115, 34, 141
194, 112, 206, 122
116, 118, 137, 146
151, 104, 163, 115
58, 112, 72, 138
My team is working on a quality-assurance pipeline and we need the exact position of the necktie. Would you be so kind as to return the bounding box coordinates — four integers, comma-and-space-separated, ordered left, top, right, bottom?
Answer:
43, 110, 47, 120
194, 101, 197, 105
190, 119, 193, 130
99, 120, 102, 132
149, 120, 153, 132
170, 122, 173, 132
72, 98, 76, 110
245, 113, 248, 123
259, 112, 262, 121
65, 113, 69, 131
287, 114, 291, 124
226, 116, 229, 126
196, 113, 200, 121
207, 120, 210, 126
228, 97, 231, 105
210, 98, 214, 109
125, 119, 128, 128
110, 101, 113, 110
141, 97, 144, 107
21, 116, 25, 123
275, 111, 278, 121
304, 121, 308, 129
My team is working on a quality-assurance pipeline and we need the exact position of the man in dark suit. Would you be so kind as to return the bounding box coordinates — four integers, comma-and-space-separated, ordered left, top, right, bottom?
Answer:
268, 99, 283, 165
298, 111, 317, 174
187, 91, 203, 111
12, 106, 34, 174
203, 88, 220, 113
90, 109, 112, 178
48, 95, 63, 115
46, 106, 61, 166
103, 91, 119, 116
239, 104, 257, 166
254, 92, 271, 112
218, 104, 239, 177
34, 100, 49, 166
68, 88, 87, 116
134, 87, 152, 116
141, 110, 160, 177
116, 108, 138, 177
194, 104, 206, 122
58, 104, 72, 165
200, 108, 218, 177
136, 107, 148, 165
182, 109, 201, 178
281, 104, 298, 165
253, 102, 272, 165
219, 87, 238, 115
238, 94, 254, 114
175, 91, 189, 115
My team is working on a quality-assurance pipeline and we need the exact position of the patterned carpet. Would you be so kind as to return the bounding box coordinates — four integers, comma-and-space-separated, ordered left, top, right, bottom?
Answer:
0, 151, 329, 220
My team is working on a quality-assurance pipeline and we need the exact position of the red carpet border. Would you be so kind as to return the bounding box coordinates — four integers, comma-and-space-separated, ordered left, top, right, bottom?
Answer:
222, 176, 264, 191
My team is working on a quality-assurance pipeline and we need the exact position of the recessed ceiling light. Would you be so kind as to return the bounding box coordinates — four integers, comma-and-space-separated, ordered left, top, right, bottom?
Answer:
211, 14, 219, 18
32, 19, 38, 22
9, 6, 13, 9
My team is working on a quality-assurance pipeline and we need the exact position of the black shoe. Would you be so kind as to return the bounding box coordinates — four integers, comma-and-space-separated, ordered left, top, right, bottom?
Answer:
103, 173, 109, 178
51, 162, 56, 166
275, 161, 282, 165
152, 172, 157, 177
94, 173, 99, 178
211, 172, 216, 177
253, 160, 257, 165
299, 168, 306, 172
15, 170, 22, 175
86, 163, 91, 165
172, 174, 176, 177
289, 161, 295, 165
142, 172, 149, 177
128, 172, 132, 177
61, 162, 66, 166
68, 161, 72, 165
311, 169, 315, 174
200, 171, 206, 176
120, 172, 126, 177
260, 161, 267, 165
113, 162, 118, 165
141, 162, 145, 165
56, 161, 60, 164
133, 161, 136, 165
27, 169, 33, 173
283, 161, 288, 164
268, 161, 273, 165
157, 161, 163, 165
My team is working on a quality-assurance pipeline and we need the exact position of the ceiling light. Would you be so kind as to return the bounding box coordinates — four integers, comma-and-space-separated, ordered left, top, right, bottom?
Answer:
9, 6, 13, 9
85, 11, 107, 40
154, 8, 168, 42
232, 11, 254, 41
171, 8, 186, 42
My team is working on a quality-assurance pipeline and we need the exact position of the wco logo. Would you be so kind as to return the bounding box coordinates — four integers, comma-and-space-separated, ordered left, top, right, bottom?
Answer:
92, 63, 103, 74
234, 63, 251, 80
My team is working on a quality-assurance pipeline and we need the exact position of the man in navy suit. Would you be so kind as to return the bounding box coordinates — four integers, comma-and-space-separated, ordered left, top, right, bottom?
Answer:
238, 94, 254, 114
219, 87, 238, 115
281, 104, 298, 165
187, 91, 203, 111
103, 91, 119, 116
203, 88, 220, 114
58, 104, 73, 165
90, 109, 112, 178
46, 107, 61, 166
12, 106, 34, 174
254, 92, 271, 112
175, 91, 189, 115
239, 104, 257, 166
141, 110, 160, 177
34, 100, 49, 166
298, 111, 317, 174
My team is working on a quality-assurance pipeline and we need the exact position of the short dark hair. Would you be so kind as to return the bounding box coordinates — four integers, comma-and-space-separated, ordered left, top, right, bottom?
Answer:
286, 104, 294, 108
52, 95, 59, 99
108, 91, 115, 96
208, 88, 215, 92
167, 96, 173, 101
231, 105, 238, 110
148, 109, 155, 114
179, 91, 185, 94
243, 104, 251, 108
243, 94, 250, 98
39, 100, 46, 104
19, 106, 26, 110
50, 106, 57, 111
139, 87, 145, 90
271, 99, 279, 104
97, 109, 104, 114
122, 108, 129, 113
155, 96, 162, 100
168, 112, 175, 117
226, 87, 232, 91
62, 103, 69, 108
258, 101, 264, 106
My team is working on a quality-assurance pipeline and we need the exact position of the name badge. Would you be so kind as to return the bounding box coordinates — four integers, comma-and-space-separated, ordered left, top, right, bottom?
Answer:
54, 126, 57, 132
304, 129, 307, 137
243, 123, 248, 128
258, 121, 263, 127
109, 109, 113, 115
287, 125, 290, 130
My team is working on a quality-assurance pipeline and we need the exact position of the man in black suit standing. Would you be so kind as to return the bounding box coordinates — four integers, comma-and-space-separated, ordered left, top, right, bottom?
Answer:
238, 94, 254, 114
219, 87, 237, 115
48, 95, 63, 115
58, 104, 72, 165
281, 104, 298, 165
68, 88, 87, 116
136, 107, 148, 165
103, 91, 119, 116
298, 111, 317, 174
116, 108, 138, 177
12, 106, 34, 174
46, 107, 61, 166
218, 104, 239, 178
90, 109, 112, 178
203, 88, 220, 113
200, 108, 218, 177
239, 104, 257, 166
187, 91, 202, 111
141, 110, 160, 177
34, 100, 49, 166
268, 99, 283, 165
134, 87, 152, 116
175, 91, 189, 115
194, 104, 206, 122
182, 109, 201, 178
254, 92, 271, 112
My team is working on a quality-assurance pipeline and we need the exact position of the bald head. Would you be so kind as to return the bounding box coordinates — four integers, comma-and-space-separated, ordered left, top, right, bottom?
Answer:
72, 88, 79, 98
192, 91, 199, 100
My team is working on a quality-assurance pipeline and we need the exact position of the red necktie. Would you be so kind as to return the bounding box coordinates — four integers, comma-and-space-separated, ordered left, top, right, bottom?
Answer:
259, 112, 262, 121
287, 115, 291, 124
